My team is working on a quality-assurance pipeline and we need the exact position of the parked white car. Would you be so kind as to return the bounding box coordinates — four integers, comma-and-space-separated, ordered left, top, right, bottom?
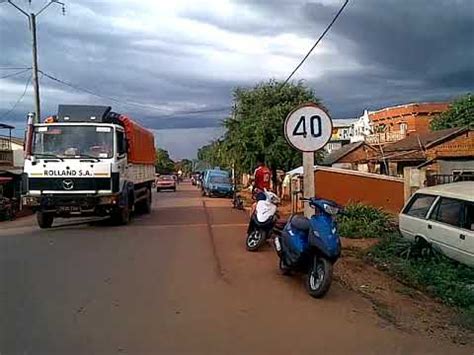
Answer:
399, 182, 474, 267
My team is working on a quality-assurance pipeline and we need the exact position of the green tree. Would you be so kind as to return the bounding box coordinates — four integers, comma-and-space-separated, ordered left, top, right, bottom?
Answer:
430, 94, 474, 130
223, 79, 324, 173
155, 148, 174, 174
175, 159, 193, 175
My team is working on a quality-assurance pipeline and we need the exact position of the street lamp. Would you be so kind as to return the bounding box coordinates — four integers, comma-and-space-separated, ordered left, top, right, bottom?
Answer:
1, 0, 66, 123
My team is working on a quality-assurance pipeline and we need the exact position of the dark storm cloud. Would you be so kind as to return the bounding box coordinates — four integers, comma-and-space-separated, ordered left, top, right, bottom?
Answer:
1, 0, 473, 158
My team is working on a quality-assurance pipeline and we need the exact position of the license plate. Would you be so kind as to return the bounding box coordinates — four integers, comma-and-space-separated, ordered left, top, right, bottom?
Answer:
59, 206, 80, 213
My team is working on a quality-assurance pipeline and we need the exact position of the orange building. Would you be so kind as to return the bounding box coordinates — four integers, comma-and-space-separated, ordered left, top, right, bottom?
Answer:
367, 102, 449, 144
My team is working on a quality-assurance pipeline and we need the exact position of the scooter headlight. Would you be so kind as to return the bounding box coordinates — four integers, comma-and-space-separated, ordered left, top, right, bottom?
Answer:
323, 203, 339, 216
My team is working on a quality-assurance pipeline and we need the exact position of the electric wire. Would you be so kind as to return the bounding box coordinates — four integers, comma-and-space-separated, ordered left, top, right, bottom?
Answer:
40, 70, 230, 117
281, 0, 350, 87
0, 74, 32, 121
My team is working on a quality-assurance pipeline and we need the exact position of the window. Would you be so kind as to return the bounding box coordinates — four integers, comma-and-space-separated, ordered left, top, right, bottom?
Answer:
117, 130, 126, 155
403, 194, 437, 218
463, 202, 474, 231
430, 198, 463, 227
33, 125, 113, 158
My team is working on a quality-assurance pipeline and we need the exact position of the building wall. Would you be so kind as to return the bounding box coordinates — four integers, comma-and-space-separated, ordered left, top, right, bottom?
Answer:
350, 110, 372, 143
369, 102, 449, 135
437, 159, 474, 174
314, 167, 405, 214
11, 142, 24, 168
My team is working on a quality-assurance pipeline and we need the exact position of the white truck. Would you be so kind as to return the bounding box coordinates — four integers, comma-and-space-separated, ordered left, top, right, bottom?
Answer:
22, 105, 156, 228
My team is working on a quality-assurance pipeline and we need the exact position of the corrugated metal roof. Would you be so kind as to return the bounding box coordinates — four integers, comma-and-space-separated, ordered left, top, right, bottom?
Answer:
322, 141, 364, 165
383, 127, 467, 152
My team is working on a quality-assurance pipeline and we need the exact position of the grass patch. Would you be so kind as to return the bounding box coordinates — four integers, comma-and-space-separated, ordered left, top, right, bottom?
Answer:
338, 203, 396, 238
366, 233, 474, 329
456, 306, 474, 331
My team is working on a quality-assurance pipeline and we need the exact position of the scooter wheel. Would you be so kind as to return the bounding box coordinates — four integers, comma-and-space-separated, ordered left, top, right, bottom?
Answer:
279, 258, 291, 276
306, 256, 333, 298
246, 229, 266, 251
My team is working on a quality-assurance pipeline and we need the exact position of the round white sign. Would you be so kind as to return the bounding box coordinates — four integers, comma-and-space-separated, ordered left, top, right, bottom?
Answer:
284, 104, 333, 152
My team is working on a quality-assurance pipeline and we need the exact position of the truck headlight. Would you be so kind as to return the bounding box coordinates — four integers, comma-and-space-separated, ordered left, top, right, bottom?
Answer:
23, 196, 40, 206
99, 195, 117, 205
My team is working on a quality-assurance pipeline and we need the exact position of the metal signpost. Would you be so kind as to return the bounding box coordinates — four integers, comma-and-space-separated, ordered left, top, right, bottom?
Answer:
284, 103, 333, 217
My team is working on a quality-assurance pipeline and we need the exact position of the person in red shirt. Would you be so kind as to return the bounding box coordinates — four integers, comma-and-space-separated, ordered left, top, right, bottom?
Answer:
253, 159, 272, 192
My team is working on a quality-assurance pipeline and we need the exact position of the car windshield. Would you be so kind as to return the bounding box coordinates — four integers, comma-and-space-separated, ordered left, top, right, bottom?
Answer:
33, 125, 114, 158
160, 175, 174, 181
210, 176, 230, 184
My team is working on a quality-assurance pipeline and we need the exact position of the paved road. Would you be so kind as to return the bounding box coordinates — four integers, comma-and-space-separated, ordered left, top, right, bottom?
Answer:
0, 183, 470, 354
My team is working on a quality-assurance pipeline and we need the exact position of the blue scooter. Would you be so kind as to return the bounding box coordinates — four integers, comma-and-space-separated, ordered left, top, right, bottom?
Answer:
274, 197, 342, 298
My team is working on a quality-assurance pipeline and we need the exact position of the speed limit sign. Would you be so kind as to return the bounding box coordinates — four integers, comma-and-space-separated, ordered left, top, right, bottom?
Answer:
284, 103, 333, 152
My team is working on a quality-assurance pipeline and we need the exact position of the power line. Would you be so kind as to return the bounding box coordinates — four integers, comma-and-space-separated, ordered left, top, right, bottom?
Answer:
0, 68, 31, 79
281, 0, 350, 87
40, 70, 230, 117
0, 67, 31, 70
0, 74, 32, 121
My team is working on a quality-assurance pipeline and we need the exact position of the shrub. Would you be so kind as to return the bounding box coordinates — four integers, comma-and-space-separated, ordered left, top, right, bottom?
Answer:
337, 203, 396, 238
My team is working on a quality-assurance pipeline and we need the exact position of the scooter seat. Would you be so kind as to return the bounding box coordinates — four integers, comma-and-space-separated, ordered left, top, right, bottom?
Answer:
290, 215, 310, 232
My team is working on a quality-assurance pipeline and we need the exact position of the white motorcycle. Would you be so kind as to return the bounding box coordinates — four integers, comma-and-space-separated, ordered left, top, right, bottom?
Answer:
245, 190, 282, 252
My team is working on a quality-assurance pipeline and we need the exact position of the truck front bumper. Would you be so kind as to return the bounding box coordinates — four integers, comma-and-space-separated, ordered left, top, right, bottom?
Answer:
23, 194, 121, 217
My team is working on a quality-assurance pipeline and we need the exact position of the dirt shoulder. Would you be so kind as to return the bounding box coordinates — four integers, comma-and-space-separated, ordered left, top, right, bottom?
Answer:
336, 238, 473, 345
238, 189, 472, 345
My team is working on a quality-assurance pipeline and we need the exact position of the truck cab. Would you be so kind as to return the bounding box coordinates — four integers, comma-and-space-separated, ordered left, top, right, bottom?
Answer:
23, 105, 156, 228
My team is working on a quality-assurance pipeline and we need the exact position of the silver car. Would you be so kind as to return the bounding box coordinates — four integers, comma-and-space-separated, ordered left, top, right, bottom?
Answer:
399, 182, 474, 267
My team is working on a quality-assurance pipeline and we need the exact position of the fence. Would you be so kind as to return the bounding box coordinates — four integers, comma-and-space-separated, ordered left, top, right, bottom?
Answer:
426, 173, 474, 186
0, 151, 13, 166
313, 166, 405, 214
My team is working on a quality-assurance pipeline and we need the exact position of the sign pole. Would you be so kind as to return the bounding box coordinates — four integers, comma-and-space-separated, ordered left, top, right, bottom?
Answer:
284, 103, 332, 218
303, 152, 315, 218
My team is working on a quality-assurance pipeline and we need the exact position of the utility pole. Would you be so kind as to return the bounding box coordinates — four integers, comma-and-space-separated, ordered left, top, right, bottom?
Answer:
30, 13, 40, 123
1, 0, 66, 123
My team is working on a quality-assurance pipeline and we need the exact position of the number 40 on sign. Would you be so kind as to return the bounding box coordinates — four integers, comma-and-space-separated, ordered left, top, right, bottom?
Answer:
284, 104, 333, 152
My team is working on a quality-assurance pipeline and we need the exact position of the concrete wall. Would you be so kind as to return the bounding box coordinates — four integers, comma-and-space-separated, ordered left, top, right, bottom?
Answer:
314, 166, 405, 214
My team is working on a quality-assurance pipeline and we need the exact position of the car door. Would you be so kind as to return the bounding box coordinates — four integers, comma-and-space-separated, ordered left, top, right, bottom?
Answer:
459, 201, 474, 266
428, 197, 474, 266
399, 193, 438, 242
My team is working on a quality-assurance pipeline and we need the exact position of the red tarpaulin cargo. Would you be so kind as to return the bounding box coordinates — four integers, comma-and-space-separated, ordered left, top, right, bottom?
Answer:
119, 116, 155, 165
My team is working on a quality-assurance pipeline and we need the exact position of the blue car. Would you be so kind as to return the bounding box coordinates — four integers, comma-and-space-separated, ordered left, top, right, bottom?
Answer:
202, 171, 233, 197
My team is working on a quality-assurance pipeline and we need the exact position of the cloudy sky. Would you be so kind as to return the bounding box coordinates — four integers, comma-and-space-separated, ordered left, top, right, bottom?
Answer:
1, 0, 473, 159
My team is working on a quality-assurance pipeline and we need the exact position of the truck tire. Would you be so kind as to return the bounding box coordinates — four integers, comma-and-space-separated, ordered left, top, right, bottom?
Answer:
112, 203, 130, 225
137, 188, 152, 214
37, 211, 54, 229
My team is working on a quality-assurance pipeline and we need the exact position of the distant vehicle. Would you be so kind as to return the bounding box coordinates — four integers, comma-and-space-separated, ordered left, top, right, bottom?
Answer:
22, 105, 156, 228
399, 182, 474, 267
202, 170, 232, 197
156, 175, 177, 192
191, 173, 200, 186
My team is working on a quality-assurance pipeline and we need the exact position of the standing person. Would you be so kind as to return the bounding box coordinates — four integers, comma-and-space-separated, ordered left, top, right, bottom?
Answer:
253, 157, 272, 193
276, 169, 285, 198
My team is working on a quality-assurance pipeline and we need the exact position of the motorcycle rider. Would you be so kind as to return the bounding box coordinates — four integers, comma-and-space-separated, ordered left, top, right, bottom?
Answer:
252, 157, 272, 194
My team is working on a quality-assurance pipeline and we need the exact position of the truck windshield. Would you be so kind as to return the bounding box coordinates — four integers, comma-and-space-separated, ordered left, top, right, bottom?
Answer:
33, 125, 114, 158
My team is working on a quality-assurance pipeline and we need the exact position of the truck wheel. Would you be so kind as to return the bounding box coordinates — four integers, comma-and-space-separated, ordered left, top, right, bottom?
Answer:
112, 204, 130, 225
37, 212, 54, 229
138, 188, 152, 214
